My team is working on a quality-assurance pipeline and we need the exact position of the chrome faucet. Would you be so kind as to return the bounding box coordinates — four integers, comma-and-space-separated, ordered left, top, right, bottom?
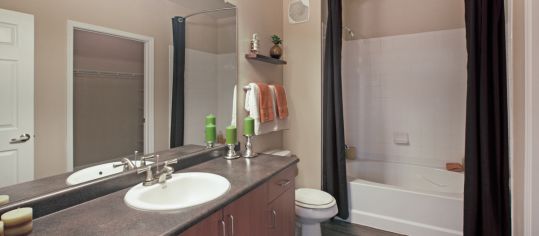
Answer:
113, 158, 136, 171
113, 150, 145, 171
136, 154, 178, 186
137, 165, 157, 186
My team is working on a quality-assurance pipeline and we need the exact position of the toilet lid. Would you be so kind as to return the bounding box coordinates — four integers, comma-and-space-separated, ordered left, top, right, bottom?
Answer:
295, 188, 336, 209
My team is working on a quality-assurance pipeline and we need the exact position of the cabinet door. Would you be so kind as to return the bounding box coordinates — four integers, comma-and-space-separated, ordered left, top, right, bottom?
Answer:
268, 188, 295, 236
179, 210, 224, 236
223, 184, 268, 236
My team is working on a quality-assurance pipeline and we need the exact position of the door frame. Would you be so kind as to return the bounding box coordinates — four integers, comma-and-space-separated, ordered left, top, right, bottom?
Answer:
66, 20, 154, 171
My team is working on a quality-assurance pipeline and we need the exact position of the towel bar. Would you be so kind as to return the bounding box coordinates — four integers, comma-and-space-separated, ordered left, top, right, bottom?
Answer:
243, 85, 251, 92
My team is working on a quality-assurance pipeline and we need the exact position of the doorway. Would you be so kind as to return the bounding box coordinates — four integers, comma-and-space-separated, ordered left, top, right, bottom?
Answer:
0, 8, 34, 187
66, 21, 154, 170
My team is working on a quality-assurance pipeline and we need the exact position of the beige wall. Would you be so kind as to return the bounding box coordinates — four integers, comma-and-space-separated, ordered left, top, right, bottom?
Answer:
235, 0, 323, 189
282, 0, 323, 189
235, 0, 285, 153
185, 16, 221, 54
511, 0, 525, 234
343, 0, 465, 40
236, 0, 323, 189
217, 17, 237, 54
0, 0, 216, 178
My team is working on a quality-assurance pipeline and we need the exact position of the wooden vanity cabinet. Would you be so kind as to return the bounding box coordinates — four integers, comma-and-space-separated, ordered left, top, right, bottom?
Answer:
267, 164, 297, 236
180, 210, 224, 236
179, 164, 297, 236
267, 188, 296, 236
223, 182, 268, 236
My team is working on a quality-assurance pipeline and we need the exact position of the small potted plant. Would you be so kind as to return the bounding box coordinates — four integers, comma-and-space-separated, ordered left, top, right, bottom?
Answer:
270, 35, 283, 59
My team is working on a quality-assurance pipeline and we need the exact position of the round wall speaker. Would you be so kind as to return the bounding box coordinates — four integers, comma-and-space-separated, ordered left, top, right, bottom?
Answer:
288, 0, 310, 24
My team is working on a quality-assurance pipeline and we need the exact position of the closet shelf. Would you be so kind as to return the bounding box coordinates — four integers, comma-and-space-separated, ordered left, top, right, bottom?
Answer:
245, 53, 287, 65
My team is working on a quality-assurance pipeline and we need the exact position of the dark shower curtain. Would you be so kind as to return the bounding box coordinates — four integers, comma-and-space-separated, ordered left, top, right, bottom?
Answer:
322, 0, 349, 219
463, 0, 511, 235
170, 17, 186, 148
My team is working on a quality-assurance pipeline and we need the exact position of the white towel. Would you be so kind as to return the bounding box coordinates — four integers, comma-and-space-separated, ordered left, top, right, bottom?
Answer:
231, 85, 237, 127
244, 83, 275, 135
244, 83, 289, 135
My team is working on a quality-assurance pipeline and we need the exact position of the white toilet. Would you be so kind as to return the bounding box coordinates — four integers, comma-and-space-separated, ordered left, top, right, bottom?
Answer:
295, 188, 338, 236
263, 149, 339, 236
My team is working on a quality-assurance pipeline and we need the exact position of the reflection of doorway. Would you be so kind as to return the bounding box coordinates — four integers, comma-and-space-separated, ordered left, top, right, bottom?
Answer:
0, 9, 34, 187
66, 21, 154, 170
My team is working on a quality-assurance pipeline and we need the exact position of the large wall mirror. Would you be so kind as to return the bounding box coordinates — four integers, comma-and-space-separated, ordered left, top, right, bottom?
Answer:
0, 0, 237, 204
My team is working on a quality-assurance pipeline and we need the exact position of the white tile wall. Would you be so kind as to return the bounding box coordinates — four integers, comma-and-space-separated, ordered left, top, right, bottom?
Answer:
216, 53, 237, 133
184, 49, 218, 145
184, 50, 237, 145
343, 28, 467, 168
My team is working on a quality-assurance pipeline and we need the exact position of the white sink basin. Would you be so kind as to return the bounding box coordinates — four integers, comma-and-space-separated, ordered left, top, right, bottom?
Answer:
66, 161, 151, 185
124, 172, 230, 211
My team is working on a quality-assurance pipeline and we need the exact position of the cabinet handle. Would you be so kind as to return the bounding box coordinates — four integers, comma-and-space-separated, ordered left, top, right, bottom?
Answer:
278, 179, 291, 187
228, 214, 235, 236
220, 219, 226, 236
271, 209, 277, 229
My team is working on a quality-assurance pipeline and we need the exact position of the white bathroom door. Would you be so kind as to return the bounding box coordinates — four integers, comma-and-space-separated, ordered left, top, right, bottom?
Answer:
0, 8, 34, 188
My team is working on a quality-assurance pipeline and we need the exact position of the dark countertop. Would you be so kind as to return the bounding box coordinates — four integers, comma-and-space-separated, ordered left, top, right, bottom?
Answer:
30, 154, 299, 236
0, 145, 206, 204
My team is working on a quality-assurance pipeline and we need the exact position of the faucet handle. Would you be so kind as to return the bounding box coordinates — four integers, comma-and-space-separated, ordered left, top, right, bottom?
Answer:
133, 150, 139, 163
161, 158, 178, 179
112, 162, 126, 169
165, 158, 178, 165
113, 158, 136, 170
140, 154, 155, 166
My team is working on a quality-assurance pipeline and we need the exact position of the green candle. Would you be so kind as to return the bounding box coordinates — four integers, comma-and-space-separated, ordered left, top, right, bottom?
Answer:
226, 126, 237, 145
205, 114, 216, 125
205, 124, 216, 143
244, 117, 255, 136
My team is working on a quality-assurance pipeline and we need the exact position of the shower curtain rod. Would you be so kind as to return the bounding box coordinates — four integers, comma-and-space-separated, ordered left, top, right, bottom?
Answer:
178, 7, 236, 21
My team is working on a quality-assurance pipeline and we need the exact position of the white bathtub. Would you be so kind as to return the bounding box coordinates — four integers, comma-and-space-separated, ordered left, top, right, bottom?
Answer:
346, 160, 464, 236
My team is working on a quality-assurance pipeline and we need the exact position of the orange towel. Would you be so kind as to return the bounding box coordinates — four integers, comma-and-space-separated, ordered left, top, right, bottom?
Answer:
273, 84, 289, 119
256, 82, 275, 123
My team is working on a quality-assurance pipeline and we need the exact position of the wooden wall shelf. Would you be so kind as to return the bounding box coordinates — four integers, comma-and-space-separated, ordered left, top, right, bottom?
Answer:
245, 53, 287, 65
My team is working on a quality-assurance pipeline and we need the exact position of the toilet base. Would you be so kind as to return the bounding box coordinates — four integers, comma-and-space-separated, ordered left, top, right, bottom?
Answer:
297, 222, 322, 236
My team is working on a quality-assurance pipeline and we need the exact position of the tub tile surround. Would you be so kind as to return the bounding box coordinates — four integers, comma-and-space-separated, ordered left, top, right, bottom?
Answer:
29, 154, 299, 235
183, 49, 236, 144
343, 28, 468, 168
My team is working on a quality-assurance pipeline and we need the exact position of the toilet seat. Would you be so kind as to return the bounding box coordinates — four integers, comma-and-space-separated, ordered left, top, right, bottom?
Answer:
263, 149, 292, 157
295, 188, 336, 209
